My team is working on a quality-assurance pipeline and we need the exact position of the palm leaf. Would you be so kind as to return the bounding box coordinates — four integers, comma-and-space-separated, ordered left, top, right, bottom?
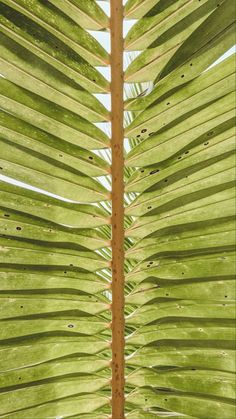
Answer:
0, 0, 235, 417
0, 2, 111, 417
124, 0, 236, 417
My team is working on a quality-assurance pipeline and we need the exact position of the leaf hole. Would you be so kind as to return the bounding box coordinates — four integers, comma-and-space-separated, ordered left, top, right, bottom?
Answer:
150, 169, 159, 175
89, 156, 93, 160
141, 129, 147, 133
68, 324, 74, 328
4, 214, 10, 217
16, 226, 22, 231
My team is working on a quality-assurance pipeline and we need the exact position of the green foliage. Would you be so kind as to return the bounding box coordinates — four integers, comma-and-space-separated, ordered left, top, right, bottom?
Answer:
0, 0, 235, 417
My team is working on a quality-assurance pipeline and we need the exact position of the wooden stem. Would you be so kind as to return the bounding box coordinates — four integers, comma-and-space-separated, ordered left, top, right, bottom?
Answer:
110, 1, 124, 418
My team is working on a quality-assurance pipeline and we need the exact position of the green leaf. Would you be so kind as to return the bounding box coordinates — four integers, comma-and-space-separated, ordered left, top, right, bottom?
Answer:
0, 79, 110, 151
125, 0, 223, 81
0, 269, 108, 295
127, 368, 235, 399
0, 392, 109, 417
0, 338, 109, 371
48, 0, 110, 30
126, 124, 234, 198
0, 0, 109, 66
125, 21, 235, 108
0, 295, 108, 319
125, 0, 218, 50
1, 0, 235, 416
159, 0, 235, 82
0, 376, 109, 412
0, 209, 109, 251
126, 252, 236, 284
126, 278, 235, 306
0, 318, 108, 341
125, 55, 235, 139
0, 181, 109, 228
126, 93, 234, 167
124, 0, 161, 19
126, 222, 235, 261
127, 411, 193, 419
127, 409, 188, 419
0, 112, 109, 178
0, 237, 109, 271
126, 345, 236, 371
126, 188, 235, 239
127, 389, 235, 419
127, 320, 235, 345
0, 139, 109, 202
126, 300, 235, 325
0, 358, 109, 389
0, 33, 110, 122
0, 3, 110, 93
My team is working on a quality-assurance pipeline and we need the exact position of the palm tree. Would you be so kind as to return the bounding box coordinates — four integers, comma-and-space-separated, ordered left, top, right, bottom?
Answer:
0, 0, 235, 417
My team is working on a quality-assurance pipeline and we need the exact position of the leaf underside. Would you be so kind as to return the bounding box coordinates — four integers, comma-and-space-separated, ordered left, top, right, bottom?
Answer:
0, 0, 235, 417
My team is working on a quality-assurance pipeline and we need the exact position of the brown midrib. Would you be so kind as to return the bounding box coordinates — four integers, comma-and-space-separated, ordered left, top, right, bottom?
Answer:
110, 1, 125, 418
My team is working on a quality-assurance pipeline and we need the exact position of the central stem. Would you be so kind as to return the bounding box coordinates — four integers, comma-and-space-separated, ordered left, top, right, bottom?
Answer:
110, 1, 125, 417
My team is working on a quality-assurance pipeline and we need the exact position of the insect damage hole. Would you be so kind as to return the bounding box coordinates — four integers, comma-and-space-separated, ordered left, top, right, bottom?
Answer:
150, 169, 159, 175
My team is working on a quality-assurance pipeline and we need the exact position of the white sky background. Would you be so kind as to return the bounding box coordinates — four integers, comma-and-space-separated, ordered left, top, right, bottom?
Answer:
0, 1, 235, 198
